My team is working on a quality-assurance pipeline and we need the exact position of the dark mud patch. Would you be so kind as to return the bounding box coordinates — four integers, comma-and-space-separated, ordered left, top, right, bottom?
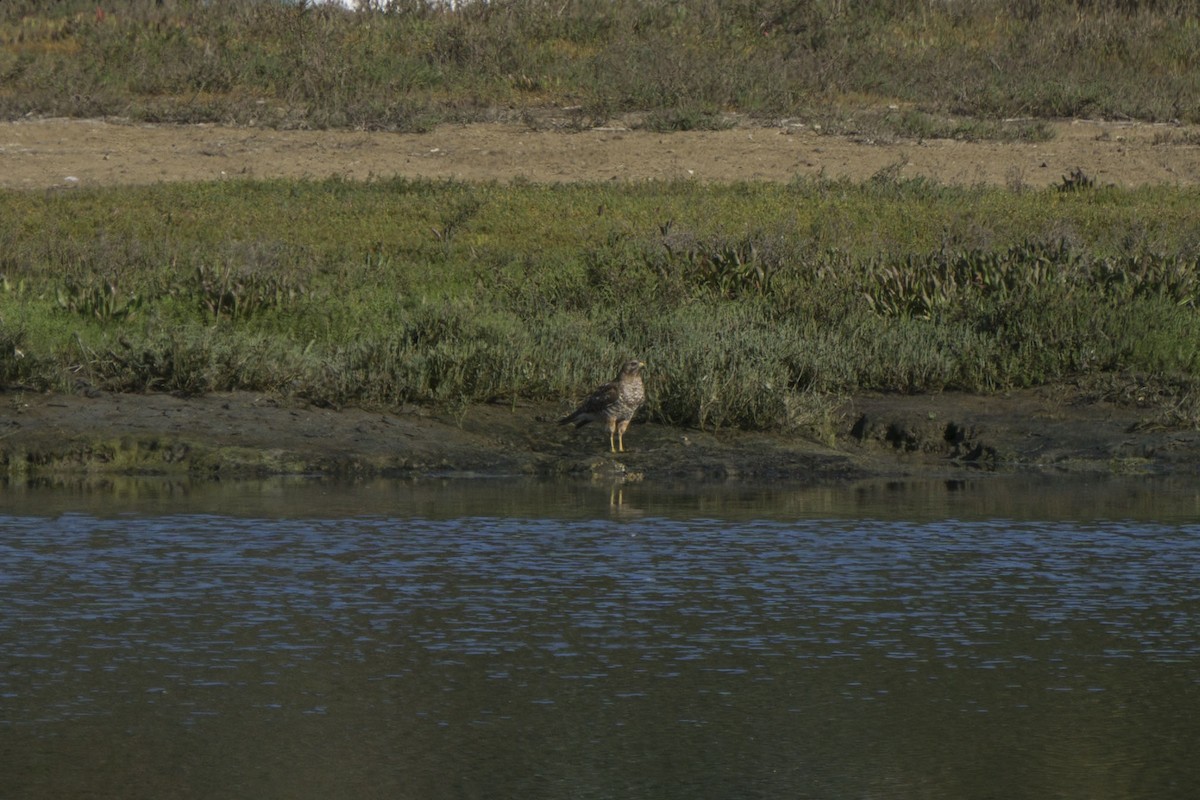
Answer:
3, 385, 1200, 485
845, 388, 1200, 475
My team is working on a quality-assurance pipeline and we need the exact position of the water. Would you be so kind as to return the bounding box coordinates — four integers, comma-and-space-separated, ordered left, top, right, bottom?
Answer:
2, 476, 1199, 799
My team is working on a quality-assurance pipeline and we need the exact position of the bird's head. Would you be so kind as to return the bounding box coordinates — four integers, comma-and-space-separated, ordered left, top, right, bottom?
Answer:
621, 359, 645, 377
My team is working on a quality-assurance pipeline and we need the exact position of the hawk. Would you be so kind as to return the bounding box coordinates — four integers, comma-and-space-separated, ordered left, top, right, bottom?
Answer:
560, 360, 646, 453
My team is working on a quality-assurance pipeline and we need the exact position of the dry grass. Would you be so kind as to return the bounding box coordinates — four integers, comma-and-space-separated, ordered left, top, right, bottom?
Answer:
2, 1, 1199, 131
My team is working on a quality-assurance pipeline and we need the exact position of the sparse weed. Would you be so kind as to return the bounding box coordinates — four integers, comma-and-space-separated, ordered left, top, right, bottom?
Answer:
194, 263, 307, 322
0, 324, 32, 386
56, 277, 142, 322
1058, 168, 1097, 193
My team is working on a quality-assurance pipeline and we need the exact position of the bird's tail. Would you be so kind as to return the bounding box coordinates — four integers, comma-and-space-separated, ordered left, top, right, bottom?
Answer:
559, 411, 589, 427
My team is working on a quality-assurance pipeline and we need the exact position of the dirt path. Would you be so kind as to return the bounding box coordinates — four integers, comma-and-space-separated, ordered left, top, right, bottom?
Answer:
5, 116, 1200, 483
4, 116, 1200, 190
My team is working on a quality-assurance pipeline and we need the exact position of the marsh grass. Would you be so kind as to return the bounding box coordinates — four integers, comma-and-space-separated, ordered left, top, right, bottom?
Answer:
4, 176, 1200, 432
3, 0, 1200, 131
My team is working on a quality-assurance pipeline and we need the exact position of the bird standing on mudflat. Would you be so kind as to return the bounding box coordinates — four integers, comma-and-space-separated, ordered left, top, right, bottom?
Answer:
560, 360, 646, 453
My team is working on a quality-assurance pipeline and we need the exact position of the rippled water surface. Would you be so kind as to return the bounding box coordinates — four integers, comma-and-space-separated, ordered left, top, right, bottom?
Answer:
3, 476, 1200, 799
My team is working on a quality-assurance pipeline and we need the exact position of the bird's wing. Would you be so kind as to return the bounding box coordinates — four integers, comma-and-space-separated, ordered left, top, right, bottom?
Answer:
577, 380, 620, 414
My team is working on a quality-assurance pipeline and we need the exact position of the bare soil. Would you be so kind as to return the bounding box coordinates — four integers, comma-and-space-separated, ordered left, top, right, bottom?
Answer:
4, 116, 1200, 483
4, 116, 1200, 190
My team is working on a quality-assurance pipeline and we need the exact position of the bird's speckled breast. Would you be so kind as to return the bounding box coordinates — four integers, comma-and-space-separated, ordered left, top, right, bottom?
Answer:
614, 377, 645, 420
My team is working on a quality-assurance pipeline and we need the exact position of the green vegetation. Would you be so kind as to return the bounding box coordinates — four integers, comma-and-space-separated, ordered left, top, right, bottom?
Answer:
3, 176, 1200, 432
3, 0, 1200, 133
4, 1, 1200, 435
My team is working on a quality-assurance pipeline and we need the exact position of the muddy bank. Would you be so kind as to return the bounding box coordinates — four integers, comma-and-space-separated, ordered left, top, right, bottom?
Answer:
3, 386, 1199, 484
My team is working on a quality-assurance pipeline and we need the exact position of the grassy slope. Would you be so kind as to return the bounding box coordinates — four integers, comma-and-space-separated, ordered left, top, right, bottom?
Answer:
2, 1, 1199, 132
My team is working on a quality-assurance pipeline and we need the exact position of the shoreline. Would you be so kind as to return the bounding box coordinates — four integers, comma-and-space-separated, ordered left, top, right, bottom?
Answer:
4, 386, 1199, 484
